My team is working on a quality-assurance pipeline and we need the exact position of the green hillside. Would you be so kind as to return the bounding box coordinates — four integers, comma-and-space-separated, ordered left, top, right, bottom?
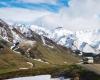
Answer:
0, 33, 80, 78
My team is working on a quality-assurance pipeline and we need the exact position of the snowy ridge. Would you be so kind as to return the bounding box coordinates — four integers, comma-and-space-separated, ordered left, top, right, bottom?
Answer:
29, 26, 100, 53
75, 29, 100, 52
0, 19, 100, 54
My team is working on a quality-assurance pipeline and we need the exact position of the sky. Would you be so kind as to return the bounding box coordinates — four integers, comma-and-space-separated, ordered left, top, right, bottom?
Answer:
0, 0, 100, 31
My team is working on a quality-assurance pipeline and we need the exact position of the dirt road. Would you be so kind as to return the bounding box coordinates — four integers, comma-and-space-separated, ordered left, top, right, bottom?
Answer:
80, 64, 100, 75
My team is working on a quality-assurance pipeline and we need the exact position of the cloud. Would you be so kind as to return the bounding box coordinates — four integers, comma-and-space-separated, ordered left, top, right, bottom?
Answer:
0, 7, 52, 24
0, 0, 100, 31
34, 0, 100, 31
61, 0, 100, 31
18, 0, 58, 4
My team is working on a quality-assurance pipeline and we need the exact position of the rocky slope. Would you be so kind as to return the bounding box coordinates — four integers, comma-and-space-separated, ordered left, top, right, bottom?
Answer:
0, 19, 80, 76
1, 19, 100, 54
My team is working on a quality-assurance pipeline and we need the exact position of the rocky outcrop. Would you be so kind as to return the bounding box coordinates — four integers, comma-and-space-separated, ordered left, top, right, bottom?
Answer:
0, 19, 13, 42
16, 40, 42, 59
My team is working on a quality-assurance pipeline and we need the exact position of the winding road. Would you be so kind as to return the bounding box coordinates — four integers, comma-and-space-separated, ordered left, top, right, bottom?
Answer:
79, 64, 100, 75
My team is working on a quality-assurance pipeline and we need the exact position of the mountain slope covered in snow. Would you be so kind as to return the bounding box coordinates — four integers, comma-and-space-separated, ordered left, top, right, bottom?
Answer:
0, 18, 100, 54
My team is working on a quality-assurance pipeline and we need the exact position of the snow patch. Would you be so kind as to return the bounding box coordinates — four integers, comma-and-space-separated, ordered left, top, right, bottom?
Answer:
26, 62, 33, 68
33, 59, 49, 64
19, 68, 29, 70
7, 75, 51, 80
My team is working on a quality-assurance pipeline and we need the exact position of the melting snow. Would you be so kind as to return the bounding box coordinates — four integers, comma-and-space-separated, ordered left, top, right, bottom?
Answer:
6, 75, 71, 80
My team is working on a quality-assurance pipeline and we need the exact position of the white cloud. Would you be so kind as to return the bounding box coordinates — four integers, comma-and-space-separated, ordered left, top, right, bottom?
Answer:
34, 0, 100, 31
0, 7, 52, 24
61, 0, 100, 31
18, 0, 58, 4
0, 0, 100, 31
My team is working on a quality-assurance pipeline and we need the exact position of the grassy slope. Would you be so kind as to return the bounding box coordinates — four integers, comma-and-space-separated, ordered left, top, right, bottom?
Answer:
37, 42, 80, 65
0, 33, 80, 78
0, 48, 32, 74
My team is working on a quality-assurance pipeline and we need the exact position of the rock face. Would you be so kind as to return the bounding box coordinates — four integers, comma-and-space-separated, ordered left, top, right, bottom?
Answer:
19, 40, 37, 50
0, 19, 42, 59
16, 40, 42, 58
0, 19, 13, 42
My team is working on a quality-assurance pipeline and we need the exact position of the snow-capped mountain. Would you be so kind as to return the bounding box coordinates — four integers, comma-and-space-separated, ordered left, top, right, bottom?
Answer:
75, 29, 100, 53
0, 19, 100, 54
48, 27, 76, 48
0, 19, 13, 42
30, 25, 100, 54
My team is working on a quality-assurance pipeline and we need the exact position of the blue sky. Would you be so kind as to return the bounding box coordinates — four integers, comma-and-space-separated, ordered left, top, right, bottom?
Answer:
0, 0, 69, 12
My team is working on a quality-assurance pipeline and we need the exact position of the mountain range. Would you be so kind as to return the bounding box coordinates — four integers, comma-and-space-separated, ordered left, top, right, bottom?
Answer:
0, 18, 100, 55
0, 19, 81, 78
0, 19, 100, 79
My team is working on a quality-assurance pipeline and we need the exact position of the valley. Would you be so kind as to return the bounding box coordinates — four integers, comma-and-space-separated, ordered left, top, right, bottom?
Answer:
0, 19, 100, 80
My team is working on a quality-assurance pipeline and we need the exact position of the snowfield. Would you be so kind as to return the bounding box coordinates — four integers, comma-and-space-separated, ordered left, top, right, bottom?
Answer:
6, 75, 71, 80
7, 75, 51, 80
